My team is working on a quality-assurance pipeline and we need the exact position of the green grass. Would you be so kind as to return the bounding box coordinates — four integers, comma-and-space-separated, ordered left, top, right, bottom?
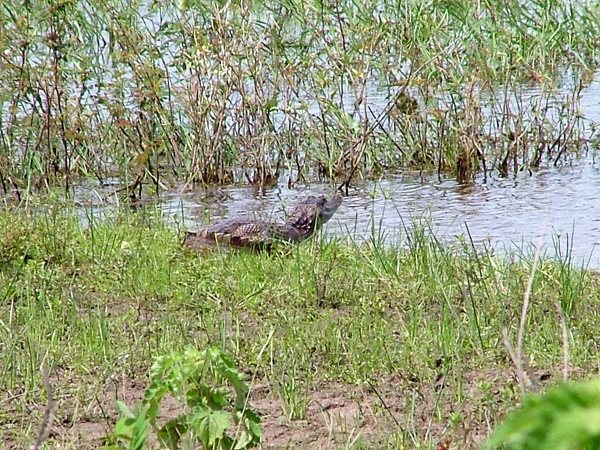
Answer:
1, 201, 599, 448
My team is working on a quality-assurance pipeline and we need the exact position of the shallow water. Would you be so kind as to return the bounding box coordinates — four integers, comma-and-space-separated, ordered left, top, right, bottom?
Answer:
74, 153, 600, 268
158, 71, 600, 267
73, 70, 600, 268
159, 156, 600, 268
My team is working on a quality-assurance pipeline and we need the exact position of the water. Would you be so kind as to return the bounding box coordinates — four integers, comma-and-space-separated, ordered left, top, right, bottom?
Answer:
73, 151, 600, 269
73, 69, 600, 268
156, 70, 600, 267
153, 156, 599, 268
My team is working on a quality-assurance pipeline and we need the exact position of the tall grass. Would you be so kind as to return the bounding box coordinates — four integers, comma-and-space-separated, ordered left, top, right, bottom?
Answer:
1, 0, 599, 195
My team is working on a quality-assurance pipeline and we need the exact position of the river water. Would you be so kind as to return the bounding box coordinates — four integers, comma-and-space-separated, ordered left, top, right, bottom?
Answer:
77, 72, 600, 268
160, 73, 600, 268
160, 157, 600, 269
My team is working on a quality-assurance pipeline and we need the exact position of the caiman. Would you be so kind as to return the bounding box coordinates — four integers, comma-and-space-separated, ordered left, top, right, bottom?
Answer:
184, 194, 343, 250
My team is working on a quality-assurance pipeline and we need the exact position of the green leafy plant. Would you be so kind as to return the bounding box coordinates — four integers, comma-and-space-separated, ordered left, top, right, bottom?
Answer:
102, 346, 262, 450
486, 378, 600, 450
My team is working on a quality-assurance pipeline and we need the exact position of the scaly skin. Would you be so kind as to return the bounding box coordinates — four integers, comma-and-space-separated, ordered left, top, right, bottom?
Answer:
184, 194, 343, 250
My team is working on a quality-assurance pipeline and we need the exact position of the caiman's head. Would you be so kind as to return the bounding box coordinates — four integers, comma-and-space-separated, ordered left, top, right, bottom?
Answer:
286, 194, 343, 239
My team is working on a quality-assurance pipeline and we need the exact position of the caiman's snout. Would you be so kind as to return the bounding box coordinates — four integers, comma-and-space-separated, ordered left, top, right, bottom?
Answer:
319, 194, 343, 224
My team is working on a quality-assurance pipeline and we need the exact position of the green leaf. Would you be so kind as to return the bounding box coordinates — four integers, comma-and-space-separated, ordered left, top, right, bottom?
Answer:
487, 379, 600, 450
143, 383, 168, 422
105, 346, 261, 449
115, 400, 135, 419
110, 406, 149, 450
190, 405, 232, 447
210, 348, 249, 410
232, 410, 262, 449
113, 417, 134, 438
130, 422, 149, 450
245, 410, 263, 438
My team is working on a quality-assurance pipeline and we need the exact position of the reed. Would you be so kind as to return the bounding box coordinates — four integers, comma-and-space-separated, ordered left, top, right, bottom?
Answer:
0, 0, 599, 192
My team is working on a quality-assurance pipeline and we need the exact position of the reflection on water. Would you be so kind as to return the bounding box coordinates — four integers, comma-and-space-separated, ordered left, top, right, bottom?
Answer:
159, 159, 600, 268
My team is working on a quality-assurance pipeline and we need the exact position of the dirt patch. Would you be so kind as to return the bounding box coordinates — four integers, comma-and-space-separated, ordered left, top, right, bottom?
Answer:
2, 367, 557, 449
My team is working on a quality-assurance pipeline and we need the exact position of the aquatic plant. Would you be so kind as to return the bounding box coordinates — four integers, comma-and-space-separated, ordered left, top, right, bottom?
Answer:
1, 0, 599, 195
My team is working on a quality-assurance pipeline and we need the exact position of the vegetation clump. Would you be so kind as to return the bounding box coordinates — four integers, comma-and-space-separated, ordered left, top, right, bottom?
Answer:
487, 379, 600, 450
102, 346, 262, 450
1, 0, 599, 195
